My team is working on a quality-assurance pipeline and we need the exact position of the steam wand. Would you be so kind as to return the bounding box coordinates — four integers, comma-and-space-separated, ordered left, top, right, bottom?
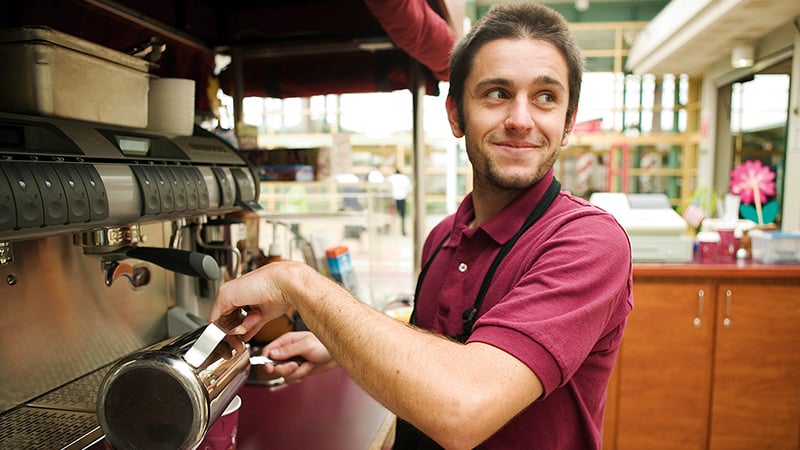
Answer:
75, 224, 221, 286
100, 247, 221, 287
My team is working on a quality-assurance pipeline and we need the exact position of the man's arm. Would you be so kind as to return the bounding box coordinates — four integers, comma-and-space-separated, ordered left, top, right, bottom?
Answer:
211, 260, 542, 450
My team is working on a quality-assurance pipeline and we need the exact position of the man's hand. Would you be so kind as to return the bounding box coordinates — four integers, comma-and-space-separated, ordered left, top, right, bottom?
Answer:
261, 331, 338, 383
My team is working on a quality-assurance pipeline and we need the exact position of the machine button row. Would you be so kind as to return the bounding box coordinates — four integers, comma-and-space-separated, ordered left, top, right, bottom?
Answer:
131, 165, 210, 216
0, 161, 108, 231
0, 162, 259, 232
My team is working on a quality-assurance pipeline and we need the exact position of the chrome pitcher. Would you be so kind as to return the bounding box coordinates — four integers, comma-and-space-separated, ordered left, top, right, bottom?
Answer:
97, 322, 250, 450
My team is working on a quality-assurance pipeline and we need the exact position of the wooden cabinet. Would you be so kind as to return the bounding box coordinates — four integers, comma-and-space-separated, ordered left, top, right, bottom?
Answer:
615, 279, 715, 449
604, 263, 800, 450
709, 282, 800, 449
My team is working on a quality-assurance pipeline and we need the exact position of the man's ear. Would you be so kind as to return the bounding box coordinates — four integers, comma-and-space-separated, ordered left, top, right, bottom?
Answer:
446, 96, 464, 138
561, 109, 578, 147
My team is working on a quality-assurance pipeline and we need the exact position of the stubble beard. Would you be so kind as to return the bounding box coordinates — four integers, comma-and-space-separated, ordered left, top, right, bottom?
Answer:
468, 135, 561, 193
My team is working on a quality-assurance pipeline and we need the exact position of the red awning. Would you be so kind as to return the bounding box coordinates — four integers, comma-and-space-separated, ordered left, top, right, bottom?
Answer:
363, 0, 453, 80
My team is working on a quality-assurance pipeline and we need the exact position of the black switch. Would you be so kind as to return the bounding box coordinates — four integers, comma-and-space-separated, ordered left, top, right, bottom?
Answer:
151, 167, 174, 214
31, 163, 69, 225
164, 167, 187, 212
188, 167, 210, 210
0, 166, 16, 231
230, 168, 256, 202
131, 165, 160, 215
1, 163, 43, 228
211, 167, 234, 207
76, 164, 109, 221
53, 163, 90, 224
230, 167, 261, 211
176, 167, 199, 211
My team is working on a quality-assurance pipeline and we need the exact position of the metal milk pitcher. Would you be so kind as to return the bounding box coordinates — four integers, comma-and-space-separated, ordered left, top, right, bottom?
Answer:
96, 324, 250, 450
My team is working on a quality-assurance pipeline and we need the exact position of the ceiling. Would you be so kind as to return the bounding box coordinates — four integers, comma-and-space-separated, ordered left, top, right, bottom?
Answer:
1, 0, 459, 109
4, 0, 796, 102
626, 0, 800, 76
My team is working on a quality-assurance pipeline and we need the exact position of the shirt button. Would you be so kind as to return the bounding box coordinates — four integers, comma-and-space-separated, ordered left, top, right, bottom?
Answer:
458, 262, 468, 272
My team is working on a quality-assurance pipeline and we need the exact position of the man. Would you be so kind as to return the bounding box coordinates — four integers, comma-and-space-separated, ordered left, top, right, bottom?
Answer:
388, 167, 412, 235
210, 3, 632, 449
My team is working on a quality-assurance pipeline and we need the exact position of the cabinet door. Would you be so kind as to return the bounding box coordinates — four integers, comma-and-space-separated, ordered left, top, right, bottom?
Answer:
616, 280, 715, 450
709, 282, 800, 450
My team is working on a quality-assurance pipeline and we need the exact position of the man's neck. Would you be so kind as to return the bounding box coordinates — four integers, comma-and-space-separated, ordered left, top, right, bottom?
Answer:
469, 187, 523, 228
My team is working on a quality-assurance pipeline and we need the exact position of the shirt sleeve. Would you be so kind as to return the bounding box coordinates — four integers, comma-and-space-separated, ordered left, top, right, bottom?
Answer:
468, 208, 632, 396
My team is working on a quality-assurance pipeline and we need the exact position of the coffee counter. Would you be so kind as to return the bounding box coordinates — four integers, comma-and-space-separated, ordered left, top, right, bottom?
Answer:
237, 368, 395, 450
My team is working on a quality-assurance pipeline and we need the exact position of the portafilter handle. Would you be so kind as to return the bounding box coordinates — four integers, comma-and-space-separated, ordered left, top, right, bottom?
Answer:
125, 246, 220, 280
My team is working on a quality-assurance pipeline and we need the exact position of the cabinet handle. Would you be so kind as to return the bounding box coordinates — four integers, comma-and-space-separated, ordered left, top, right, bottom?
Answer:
693, 289, 705, 327
723, 289, 732, 328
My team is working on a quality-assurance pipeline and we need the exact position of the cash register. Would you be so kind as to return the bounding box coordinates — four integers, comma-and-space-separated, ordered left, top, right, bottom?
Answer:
589, 192, 694, 263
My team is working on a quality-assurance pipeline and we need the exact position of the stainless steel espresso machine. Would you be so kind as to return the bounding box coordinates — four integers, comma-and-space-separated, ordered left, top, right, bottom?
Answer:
0, 110, 261, 449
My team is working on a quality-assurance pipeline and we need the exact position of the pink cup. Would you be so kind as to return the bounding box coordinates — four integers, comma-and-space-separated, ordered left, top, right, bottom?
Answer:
696, 231, 720, 263
198, 395, 241, 450
717, 228, 736, 258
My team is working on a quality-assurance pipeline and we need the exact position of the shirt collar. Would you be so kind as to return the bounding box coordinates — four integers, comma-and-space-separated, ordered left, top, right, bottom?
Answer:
451, 168, 556, 246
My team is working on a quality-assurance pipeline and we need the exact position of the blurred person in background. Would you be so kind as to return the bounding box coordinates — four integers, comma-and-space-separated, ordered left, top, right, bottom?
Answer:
388, 167, 412, 236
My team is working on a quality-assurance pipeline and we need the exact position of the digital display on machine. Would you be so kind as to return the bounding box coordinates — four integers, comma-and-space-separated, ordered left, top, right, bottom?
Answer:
98, 129, 189, 161
116, 135, 151, 156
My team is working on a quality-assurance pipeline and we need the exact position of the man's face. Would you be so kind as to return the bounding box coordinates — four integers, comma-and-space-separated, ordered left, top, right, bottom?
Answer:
446, 38, 576, 191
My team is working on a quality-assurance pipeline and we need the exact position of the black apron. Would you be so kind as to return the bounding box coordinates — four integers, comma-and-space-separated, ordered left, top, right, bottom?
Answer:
395, 178, 561, 450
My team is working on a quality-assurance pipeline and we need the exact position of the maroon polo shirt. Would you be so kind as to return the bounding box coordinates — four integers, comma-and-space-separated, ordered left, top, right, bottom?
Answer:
415, 169, 633, 449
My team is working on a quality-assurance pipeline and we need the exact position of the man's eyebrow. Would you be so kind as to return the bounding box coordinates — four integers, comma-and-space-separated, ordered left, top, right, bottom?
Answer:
532, 75, 567, 93
474, 75, 567, 93
474, 78, 512, 91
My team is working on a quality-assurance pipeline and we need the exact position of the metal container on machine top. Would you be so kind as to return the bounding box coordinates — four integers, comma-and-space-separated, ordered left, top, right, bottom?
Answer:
0, 26, 151, 128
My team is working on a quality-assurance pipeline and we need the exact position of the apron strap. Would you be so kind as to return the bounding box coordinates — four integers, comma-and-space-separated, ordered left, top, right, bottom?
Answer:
453, 178, 561, 342
398, 178, 561, 449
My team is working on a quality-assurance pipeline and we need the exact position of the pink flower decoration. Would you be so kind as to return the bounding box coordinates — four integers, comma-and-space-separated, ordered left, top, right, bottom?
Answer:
729, 160, 775, 205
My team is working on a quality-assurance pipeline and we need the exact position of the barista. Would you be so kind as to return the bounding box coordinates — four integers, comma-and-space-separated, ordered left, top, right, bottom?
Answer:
210, 3, 632, 449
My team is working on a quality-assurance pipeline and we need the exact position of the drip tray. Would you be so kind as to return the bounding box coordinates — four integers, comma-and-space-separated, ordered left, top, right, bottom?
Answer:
0, 407, 103, 449
0, 366, 111, 449
27, 368, 109, 413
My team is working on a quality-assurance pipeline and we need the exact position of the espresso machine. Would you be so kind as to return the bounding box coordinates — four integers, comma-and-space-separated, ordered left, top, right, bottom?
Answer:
0, 110, 261, 449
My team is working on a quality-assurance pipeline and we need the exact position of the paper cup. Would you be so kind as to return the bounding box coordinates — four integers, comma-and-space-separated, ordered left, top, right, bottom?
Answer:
147, 77, 195, 136
697, 231, 720, 263
717, 228, 736, 258
198, 395, 241, 450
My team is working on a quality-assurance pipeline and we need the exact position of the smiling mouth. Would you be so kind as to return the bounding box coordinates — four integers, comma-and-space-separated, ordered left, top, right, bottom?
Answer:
494, 140, 544, 152
498, 141, 533, 148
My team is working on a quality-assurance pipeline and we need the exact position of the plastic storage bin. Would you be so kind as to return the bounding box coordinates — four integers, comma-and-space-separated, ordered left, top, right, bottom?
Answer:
750, 230, 800, 264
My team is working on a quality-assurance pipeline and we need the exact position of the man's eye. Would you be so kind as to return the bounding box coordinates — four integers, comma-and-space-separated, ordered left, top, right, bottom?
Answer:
535, 93, 556, 104
486, 89, 508, 100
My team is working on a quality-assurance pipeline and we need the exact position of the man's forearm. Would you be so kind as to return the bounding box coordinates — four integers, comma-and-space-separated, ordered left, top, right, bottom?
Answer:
280, 263, 540, 449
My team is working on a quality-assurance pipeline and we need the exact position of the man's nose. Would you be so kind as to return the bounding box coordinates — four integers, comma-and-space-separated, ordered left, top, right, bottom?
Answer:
504, 97, 534, 132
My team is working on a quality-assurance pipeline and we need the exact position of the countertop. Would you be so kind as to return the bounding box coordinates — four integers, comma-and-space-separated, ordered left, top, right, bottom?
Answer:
634, 256, 800, 279
237, 368, 394, 450
87, 368, 394, 450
